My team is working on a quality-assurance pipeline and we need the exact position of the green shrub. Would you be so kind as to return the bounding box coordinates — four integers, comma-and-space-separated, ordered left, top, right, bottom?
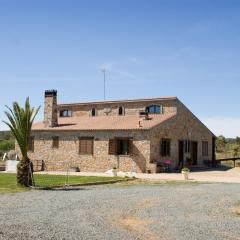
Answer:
0, 140, 15, 152
181, 167, 190, 172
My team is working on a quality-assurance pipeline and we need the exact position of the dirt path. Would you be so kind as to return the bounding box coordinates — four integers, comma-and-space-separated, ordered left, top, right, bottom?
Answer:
115, 198, 174, 240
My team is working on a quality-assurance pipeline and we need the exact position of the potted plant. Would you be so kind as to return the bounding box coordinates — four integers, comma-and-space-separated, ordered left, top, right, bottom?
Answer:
112, 166, 118, 177
163, 159, 172, 172
181, 167, 190, 180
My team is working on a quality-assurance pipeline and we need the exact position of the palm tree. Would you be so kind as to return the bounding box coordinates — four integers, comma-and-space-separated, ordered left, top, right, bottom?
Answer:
3, 98, 40, 186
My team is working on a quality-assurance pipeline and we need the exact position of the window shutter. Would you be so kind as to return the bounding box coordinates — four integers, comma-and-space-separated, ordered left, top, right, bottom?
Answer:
79, 139, 84, 154
79, 138, 93, 155
109, 139, 117, 155
52, 137, 59, 148
86, 139, 93, 154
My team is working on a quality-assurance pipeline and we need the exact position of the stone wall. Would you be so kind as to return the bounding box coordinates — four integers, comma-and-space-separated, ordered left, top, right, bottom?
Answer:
44, 91, 58, 127
58, 99, 177, 117
16, 130, 151, 173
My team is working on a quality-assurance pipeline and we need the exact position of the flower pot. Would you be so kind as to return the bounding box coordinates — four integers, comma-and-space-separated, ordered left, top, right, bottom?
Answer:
112, 169, 118, 177
182, 171, 189, 180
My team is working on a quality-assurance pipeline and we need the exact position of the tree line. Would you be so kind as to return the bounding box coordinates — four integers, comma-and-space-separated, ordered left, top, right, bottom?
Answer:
216, 135, 240, 158
0, 131, 15, 158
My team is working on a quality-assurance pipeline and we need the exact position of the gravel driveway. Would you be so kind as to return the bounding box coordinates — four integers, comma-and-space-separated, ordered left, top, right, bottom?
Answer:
0, 182, 239, 240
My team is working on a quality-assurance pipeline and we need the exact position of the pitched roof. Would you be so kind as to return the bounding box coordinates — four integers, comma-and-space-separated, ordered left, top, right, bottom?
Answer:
32, 113, 176, 131
58, 96, 177, 107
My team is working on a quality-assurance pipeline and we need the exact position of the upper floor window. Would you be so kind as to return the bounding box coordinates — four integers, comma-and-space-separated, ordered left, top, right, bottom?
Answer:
118, 106, 124, 116
91, 108, 96, 116
60, 110, 72, 117
146, 105, 162, 114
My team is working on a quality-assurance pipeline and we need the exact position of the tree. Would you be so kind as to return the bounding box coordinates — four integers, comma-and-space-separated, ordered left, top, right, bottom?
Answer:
0, 140, 15, 152
3, 98, 40, 186
233, 146, 239, 158
216, 135, 226, 153
236, 137, 240, 146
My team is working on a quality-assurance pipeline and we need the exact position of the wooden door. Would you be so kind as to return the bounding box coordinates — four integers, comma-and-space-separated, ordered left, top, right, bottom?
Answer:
178, 141, 184, 167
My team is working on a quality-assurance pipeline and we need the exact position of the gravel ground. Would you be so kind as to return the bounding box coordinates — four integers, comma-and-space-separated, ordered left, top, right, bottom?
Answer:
0, 182, 239, 240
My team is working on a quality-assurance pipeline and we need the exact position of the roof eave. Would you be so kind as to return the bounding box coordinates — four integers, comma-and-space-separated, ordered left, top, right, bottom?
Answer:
31, 128, 150, 132
58, 96, 177, 107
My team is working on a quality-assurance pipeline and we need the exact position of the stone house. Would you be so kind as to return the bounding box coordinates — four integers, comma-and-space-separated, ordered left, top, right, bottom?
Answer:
23, 90, 215, 173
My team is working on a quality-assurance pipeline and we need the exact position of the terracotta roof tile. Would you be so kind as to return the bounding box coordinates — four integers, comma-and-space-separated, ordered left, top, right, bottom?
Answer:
32, 113, 176, 131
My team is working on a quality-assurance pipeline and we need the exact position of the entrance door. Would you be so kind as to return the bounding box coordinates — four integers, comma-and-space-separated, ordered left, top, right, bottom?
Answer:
191, 141, 198, 165
178, 141, 184, 167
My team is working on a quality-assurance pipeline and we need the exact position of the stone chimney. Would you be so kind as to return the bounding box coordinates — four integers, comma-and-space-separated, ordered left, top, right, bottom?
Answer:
44, 90, 58, 128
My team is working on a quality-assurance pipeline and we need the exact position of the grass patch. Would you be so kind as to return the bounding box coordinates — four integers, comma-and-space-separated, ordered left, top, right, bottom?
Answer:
0, 172, 125, 192
0, 173, 28, 193
33, 174, 124, 188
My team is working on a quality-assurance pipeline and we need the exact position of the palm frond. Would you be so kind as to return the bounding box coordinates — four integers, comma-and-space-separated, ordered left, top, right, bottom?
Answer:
3, 98, 40, 159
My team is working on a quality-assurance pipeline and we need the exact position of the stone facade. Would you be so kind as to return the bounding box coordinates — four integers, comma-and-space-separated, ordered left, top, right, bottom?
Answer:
149, 101, 213, 169
58, 98, 177, 117
16, 91, 215, 173
17, 130, 151, 173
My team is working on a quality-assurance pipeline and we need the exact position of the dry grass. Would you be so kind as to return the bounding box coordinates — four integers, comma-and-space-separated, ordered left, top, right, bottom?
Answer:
118, 216, 155, 240
231, 203, 240, 216
115, 178, 200, 187
117, 199, 156, 240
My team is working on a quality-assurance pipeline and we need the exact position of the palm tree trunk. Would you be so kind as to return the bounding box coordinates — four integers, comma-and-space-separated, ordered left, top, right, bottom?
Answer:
17, 157, 33, 186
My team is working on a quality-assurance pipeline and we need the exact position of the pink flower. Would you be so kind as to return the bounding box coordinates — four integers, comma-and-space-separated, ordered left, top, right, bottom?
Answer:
163, 160, 171, 165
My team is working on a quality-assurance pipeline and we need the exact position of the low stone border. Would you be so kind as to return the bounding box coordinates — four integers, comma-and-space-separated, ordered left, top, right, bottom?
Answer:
30, 178, 135, 190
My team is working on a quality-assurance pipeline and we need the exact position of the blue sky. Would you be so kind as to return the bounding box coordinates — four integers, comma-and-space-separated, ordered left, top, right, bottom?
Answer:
0, 0, 240, 137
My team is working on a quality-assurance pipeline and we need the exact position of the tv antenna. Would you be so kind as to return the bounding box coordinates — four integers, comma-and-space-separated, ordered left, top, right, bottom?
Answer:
100, 65, 106, 100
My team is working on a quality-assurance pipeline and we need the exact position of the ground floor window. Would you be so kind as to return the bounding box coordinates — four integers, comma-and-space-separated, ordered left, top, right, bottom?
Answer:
202, 141, 208, 156
160, 138, 171, 156
79, 137, 94, 155
109, 138, 133, 155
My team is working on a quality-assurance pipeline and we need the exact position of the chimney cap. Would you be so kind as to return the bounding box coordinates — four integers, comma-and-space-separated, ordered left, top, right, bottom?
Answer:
45, 90, 57, 97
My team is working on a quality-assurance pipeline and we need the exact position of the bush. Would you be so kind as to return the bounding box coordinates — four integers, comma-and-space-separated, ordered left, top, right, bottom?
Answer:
0, 140, 15, 152
181, 167, 190, 172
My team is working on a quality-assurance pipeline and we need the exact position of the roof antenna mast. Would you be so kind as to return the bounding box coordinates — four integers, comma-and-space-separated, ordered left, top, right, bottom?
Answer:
100, 66, 106, 101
